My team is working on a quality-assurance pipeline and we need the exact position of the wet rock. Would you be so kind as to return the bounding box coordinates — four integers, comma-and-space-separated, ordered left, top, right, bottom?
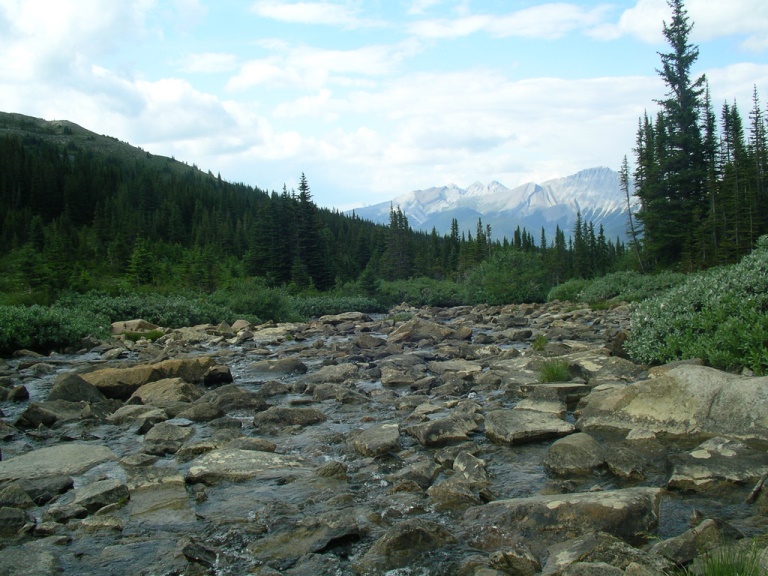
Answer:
253, 406, 327, 429
519, 382, 593, 409
388, 318, 457, 344
380, 366, 418, 388
302, 362, 359, 384
577, 365, 768, 442
559, 562, 625, 575
0, 444, 117, 482
185, 449, 309, 484
0, 506, 26, 535
319, 311, 372, 325
127, 467, 196, 526
14, 400, 85, 428
353, 333, 387, 349
428, 358, 483, 376
128, 377, 204, 406
667, 437, 768, 492
485, 409, 574, 445
47, 372, 107, 403
197, 384, 267, 412
406, 415, 482, 447
544, 432, 606, 475
107, 404, 168, 430
72, 477, 130, 513
176, 402, 225, 422
0, 540, 62, 575
248, 508, 364, 568
351, 422, 401, 457
453, 451, 489, 487
250, 357, 308, 377
651, 518, 743, 565
0, 482, 35, 509
542, 531, 674, 575
464, 488, 662, 553
81, 356, 218, 399
227, 437, 276, 452
427, 476, 483, 511
489, 545, 541, 576
143, 421, 195, 455
24, 476, 74, 506
353, 517, 456, 574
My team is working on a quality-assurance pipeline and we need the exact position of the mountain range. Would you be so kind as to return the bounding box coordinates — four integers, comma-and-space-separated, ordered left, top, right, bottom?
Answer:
349, 167, 636, 243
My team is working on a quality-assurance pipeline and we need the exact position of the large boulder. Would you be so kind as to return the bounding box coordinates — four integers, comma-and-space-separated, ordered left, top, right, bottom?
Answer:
577, 365, 768, 442
81, 357, 219, 400
128, 377, 204, 407
47, 372, 107, 403
388, 318, 457, 344
464, 488, 662, 553
544, 432, 606, 475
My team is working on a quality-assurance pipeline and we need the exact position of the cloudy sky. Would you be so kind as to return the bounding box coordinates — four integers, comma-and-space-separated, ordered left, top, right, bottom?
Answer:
1, 0, 767, 210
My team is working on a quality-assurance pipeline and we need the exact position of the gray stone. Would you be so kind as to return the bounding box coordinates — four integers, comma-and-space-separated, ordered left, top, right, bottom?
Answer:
0, 444, 116, 482
577, 365, 768, 443
128, 377, 203, 406
250, 357, 308, 377
186, 449, 309, 484
72, 477, 130, 513
464, 488, 662, 553
406, 415, 481, 447
351, 422, 401, 457
143, 421, 194, 455
47, 372, 107, 403
485, 409, 574, 445
253, 406, 327, 428
353, 518, 456, 574
544, 432, 606, 475
651, 518, 743, 565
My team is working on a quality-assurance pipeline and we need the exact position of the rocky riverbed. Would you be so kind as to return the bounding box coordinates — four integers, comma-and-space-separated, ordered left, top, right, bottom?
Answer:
1, 302, 768, 575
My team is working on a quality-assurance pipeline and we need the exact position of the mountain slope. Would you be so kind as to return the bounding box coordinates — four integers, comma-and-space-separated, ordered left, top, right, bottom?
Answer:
351, 167, 635, 242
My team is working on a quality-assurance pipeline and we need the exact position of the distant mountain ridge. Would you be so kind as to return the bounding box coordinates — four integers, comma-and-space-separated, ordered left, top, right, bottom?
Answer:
350, 167, 635, 243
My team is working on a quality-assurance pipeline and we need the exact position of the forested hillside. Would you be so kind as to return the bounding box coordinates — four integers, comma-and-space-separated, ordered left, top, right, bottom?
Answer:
0, 112, 627, 305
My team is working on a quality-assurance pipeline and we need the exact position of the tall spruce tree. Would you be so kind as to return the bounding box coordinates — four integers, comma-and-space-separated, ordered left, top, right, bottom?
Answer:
635, 0, 706, 269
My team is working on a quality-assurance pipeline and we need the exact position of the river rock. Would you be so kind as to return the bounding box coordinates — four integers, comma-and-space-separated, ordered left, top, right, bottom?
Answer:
485, 409, 574, 445
351, 422, 401, 457
406, 415, 482, 447
0, 540, 62, 575
185, 449, 309, 484
81, 356, 218, 399
250, 357, 308, 377
69, 477, 130, 514
197, 384, 267, 412
14, 400, 84, 428
143, 421, 194, 455
544, 432, 606, 475
650, 518, 743, 565
47, 372, 107, 403
464, 488, 662, 553
319, 311, 372, 325
542, 531, 674, 575
253, 406, 327, 430
107, 404, 168, 427
577, 365, 768, 442
128, 377, 204, 406
0, 483, 35, 509
387, 318, 457, 344
0, 444, 117, 482
667, 437, 768, 492
302, 363, 359, 384
353, 517, 457, 574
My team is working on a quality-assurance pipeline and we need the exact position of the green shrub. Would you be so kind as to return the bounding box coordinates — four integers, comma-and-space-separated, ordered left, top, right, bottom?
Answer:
627, 236, 768, 375
538, 359, 571, 383
0, 304, 110, 355
377, 278, 466, 308
531, 334, 549, 351
547, 278, 590, 302
463, 250, 549, 305
123, 330, 164, 343
290, 295, 386, 318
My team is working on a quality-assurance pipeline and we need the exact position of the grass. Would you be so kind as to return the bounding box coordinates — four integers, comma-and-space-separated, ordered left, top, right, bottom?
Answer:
675, 543, 764, 576
531, 334, 549, 352
538, 359, 571, 383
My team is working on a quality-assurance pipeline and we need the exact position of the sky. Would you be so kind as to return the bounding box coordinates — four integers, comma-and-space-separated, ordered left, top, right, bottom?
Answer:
1, 0, 767, 211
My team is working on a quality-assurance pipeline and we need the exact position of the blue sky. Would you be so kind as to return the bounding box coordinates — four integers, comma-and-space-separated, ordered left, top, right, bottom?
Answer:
1, 0, 766, 210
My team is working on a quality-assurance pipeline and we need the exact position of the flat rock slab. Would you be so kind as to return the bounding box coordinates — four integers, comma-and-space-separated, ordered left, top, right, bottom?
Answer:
577, 365, 768, 442
0, 444, 117, 482
406, 415, 481, 447
485, 409, 574, 445
464, 487, 662, 550
185, 449, 309, 485
667, 437, 768, 492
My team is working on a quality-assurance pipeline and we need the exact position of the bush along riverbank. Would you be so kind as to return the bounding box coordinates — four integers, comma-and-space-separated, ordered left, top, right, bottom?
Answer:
1, 302, 768, 574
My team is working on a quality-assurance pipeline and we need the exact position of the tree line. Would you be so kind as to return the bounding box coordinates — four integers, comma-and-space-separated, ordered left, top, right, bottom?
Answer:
630, 0, 768, 271
0, 128, 627, 303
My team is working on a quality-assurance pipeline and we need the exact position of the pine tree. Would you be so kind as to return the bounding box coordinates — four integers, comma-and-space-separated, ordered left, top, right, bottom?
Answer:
635, 0, 706, 268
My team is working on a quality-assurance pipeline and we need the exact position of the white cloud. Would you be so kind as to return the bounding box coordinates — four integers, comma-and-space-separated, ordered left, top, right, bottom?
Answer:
596, 0, 768, 47
180, 52, 239, 74
250, 0, 380, 28
408, 3, 612, 40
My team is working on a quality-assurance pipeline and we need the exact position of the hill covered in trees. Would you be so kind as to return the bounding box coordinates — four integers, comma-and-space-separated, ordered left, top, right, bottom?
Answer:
0, 111, 627, 306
